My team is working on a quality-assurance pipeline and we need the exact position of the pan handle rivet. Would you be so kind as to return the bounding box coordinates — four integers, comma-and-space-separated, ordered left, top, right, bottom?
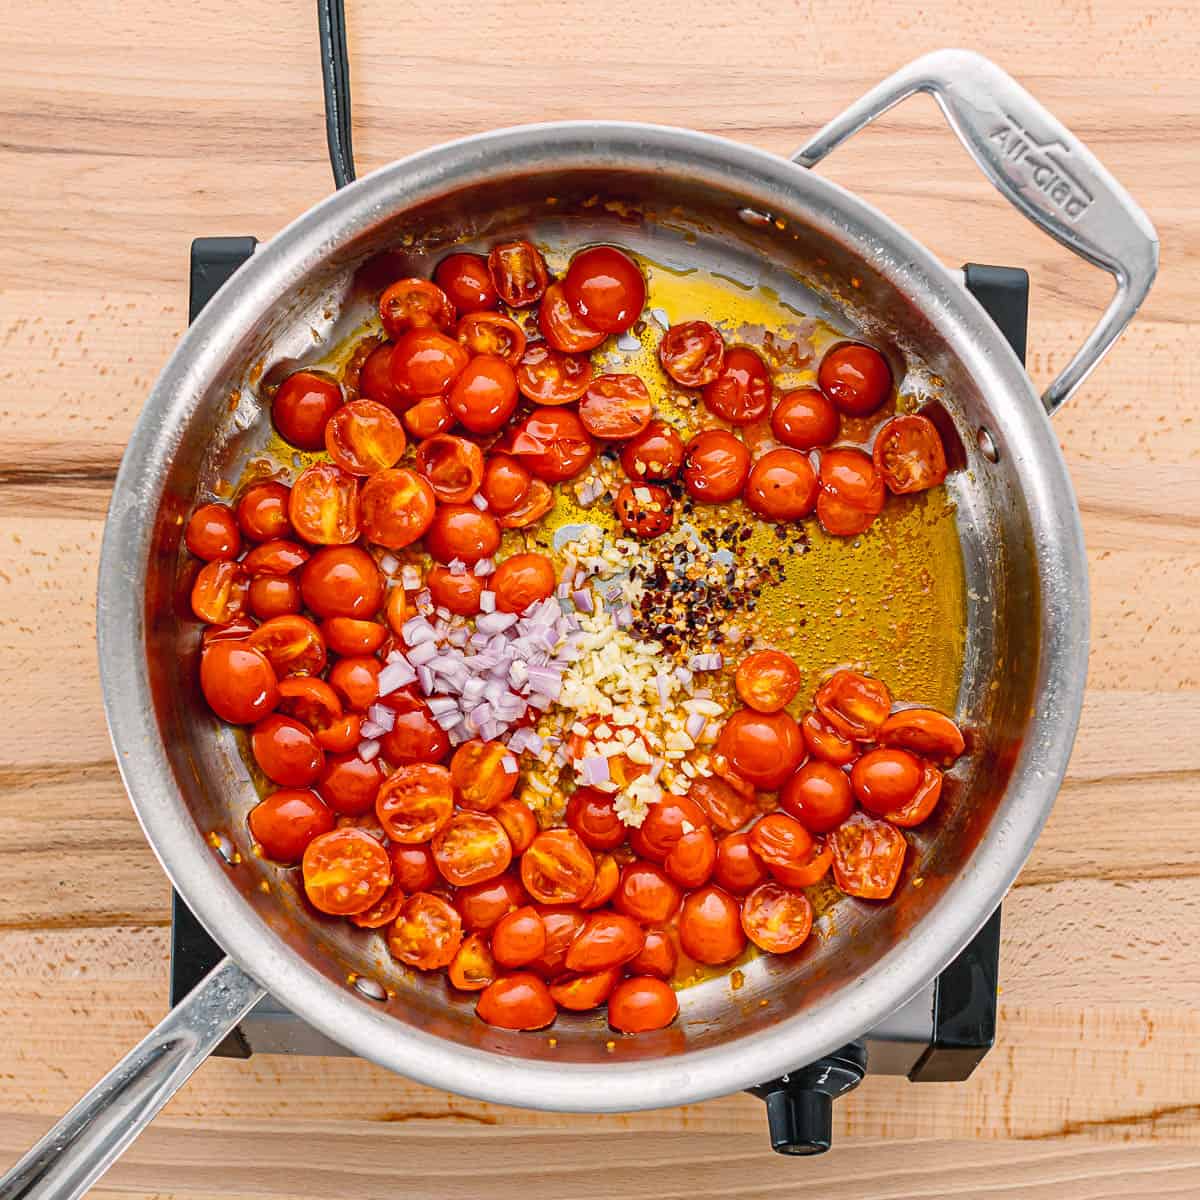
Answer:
977, 428, 1000, 463
354, 976, 388, 1002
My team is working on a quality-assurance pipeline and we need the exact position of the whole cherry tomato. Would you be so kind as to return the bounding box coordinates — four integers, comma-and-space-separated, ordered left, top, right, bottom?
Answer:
456, 873, 526, 931
248, 575, 301, 620
741, 882, 813, 953
324, 399, 406, 475
379, 702, 449, 766
615, 861, 682, 925
521, 829, 596, 905
248, 789, 334, 863
272, 371, 342, 451
830, 813, 907, 899
734, 649, 802, 713
565, 787, 627, 851
659, 320, 725, 387
702, 347, 772, 425
771, 387, 840, 449
614, 482, 674, 538
629, 794, 709, 864
579, 374, 653, 439
878, 708, 965, 762
450, 739, 519, 810
714, 831, 769, 895
358, 343, 408, 412
800, 709, 858, 766
359, 468, 437, 549
781, 760, 854, 834
379, 278, 455, 338
251, 714, 324, 786
427, 564, 484, 615
191, 560, 248, 624
302, 828, 392, 916
716, 708, 803, 790
456, 312, 526, 366
487, 240, 549, 308
317, 750, 384, 817
539, 281, 606, 352
744, 448, 818, 521
391, 842, 438, 892
491, 552, 556, 613
433, 812, 513, 887
564, 246, 645, 332
247, 614, 326, 677
402, 395, 455, 439
629, 929, 677, 980
851, 748, 924, 816
508, 408, 596, 481
389, 892, 463, 969
497, 478, 553, 529
619, 420, 685, 482
389, 328, 469, 399
300, 545, 383, 618
423, 504, 501, 564
447, 355, 519, 434
688, 775, 757, 833
818, 342, 893, 417
481, 453, 531, 513
434, 253, 498, 313
289, 462, 360, 545
186, 503, 241, 561
608, 976, 678, 1033
242, 539, 309, 576
665, 826, 717, 889
493, 798, 538, 855
236, 481, 292, 542
681, 429, 750, 502
816, 447, 886, 537
550, 966, 620, 1011
566, 912, 645, 972
476, 973, 557, 1029
375, 762, 454, 843
748, 813, 820, 888
448, 933, 497, 991
322, 617, 387, 657
328, 655, 381, 711
200, 641, 279, 724
491, 906, 548, 968
873, 413, 948, 494
679, 885, 746, 964
415, 434, 484, 502
814, 670, 891, 739
515, 344, 593, 405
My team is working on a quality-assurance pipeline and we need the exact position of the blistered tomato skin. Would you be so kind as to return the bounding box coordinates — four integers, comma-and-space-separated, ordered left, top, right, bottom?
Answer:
508, 408, 596, 482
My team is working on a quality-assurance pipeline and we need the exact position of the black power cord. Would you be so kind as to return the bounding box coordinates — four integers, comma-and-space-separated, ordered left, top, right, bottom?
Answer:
317, 0, 356, 188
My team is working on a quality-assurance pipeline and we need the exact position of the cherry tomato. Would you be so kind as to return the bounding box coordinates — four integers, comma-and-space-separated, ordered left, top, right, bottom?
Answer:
200, 641, 279, 723
665, 826, 717, 889
679, 885, 745, 965
550, 966, 620, 1011
497, 478, 554, 528
608, 976, 677, 1033
714, 831, 769, 895
324, 399, 406, 475
781, 761, 854, 834
323, 617, 388, 657
885, 761, 943, 827
236, 481, 292, 542
487, 240, 549, 308
749, 813, 823, 888
818, 343, 892, 417
251, 714, 323, 786
202, 616, 257, 646
359, 468, 437, 549
448, 932, 497, 991
580, 853, 620, 909
816, 447, 886, 537
476, 973, 556, 1029
389, 842, 437, 892
300, 545, 383, 618
565, 787, 627, 851
288, 462, 359, 545
628, 795, 709, 864
186, 503, 241, 561
494, 798, 538, 855
415, 434, 484, 502
873, 413, 948, 494
814, 670, 891, 740
423, 504, 501, 564
659, 320, 725, 387
515, 344, 593, 406
744, 448, 818, 521
433, 812, 513, 887
318, 750, 383, 816
384, 586, 408, 637
379, 703, 449, 766
456, 312, 526, 366
615, 861, 682, 925
741, 882, 813, 953
277, 675, 342, 734
358, 343, 408, 412
539, 281, 606, 352
389, 328, 469, 399
579, 374, 653, 440
566, 912, 644, 972
316, 712, 361, 753
491, 906, 547, 968
800, 709, 858, 766
427, 564, 484, 615
771, 387, 840, 450
508, 408, 596, 481
620, 420, 685, 482
349, 881, 406, 929
248, 789, 333, 863
481, 453, 531, 513
528, 907, 586, 976
614, 482, 673, 538
447, 355, 519, 434
564, 246, 645, 332
389, 892, 463, 969
272, 371, 342, 451
402, 394, 455, 439
830, 813, 907, 899
878, 708, 964, 763
191, 560, 248, 624
521, 829, 596, 905
717, 708, 803, 790
456, 873, 526, 931
328, 655, 381, 711
242, 539, 309, 576
629, 929, 677, 980
688, 775, 757, 833
491, 552, 556, 613
379, 278, 455, 338
302, 827, 392, 915
735, 649, 802, 713
446, 739, 517, 812
682, 429, 750, 502
375, 762, 454, 843
851, 748, 923, 817
435, 253, 497, 313
702, 347, 772, 425
247, 575, 301, 620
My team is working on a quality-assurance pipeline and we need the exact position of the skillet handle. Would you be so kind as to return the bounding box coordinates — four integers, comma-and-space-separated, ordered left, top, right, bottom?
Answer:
0, 957, 265, 1200
792, 49, 1158, 416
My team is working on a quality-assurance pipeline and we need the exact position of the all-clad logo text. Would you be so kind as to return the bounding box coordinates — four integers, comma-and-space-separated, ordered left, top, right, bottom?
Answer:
989, 116, 1093, 221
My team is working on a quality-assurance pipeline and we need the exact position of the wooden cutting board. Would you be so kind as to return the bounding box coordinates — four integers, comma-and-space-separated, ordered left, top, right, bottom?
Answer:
1, 1, 1197, 1195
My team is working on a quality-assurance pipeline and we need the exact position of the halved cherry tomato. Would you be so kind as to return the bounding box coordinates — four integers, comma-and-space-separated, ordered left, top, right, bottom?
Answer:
579, 374, 652, 439
800, 709, 858, 766
659, 320, 725, 387
191, 560, 248, 624
608, 976, 678, 1033
629, 929, 677, 980
379, 278, 455, 338
688, 775, 757, 833
302, 827, 392, 915
186, 503, 241, 561
481, 453, 531, 513
716, 708, 803, 790
564, 246, 645, 332
247, 614, 327, 677
508, 408, 596, 481
252, 714, 323, 786
487, 241, 549, 308
878, 708, 964, 762
749, 812, 814, 879
702, 347, 772, 425
389, 891, 463, 969
491, 905, 546, 968
781, 760, 854, 834
629, 795, 709, 864
818, 342, 892, 417
448, 932, 497, 991
242, 539, 309, 576
493, 798, 538, 855
300, 545, 383, 618
423, 504, 501, 564
741, 882, 813, 953
680, 885, 745, 964
449, 739, 519, 811
885, 761, 943, 827
566, 912, 644, 972
358, 343, 408, 412
427, 565, 484, 615
565, 787, 626, 851
272, 371, 342, 451
456, 873, 526, 931
236, 481, 292, 542
324, 400, 406, 475
528, 907, 586, 976
515, 345, 593, 406
614, 482, 673, 538
435, 253, 497, 313
447, 355, 519, 434
816, 447, 886, 537
384, 586, 408, 637
390, 842, 438, 892
379, 701, 449, 766
745, 449, 818, 521
873, 413, 948, 494
539, 281, 606, 352
682, 429, 750, 502
550, 966, 620, 1011
456, 312, 526, 366
359, 468, 437, 549
323, 617, 388, 656
830, 813, 907, 899
714, 831, 769, 895
476, 973, 557, 1029
389, 328, 469, 399
316, 712, 361, 753
402, 395, 455, 439
202, 616, 257, 646
415, 434, 484, 502
735, 649, 802, 713
771, 387, 840, 450
491, 552, 556, 613
815, 670, 891, 740
579, 853, 620, 909
318, 750, 383, 817
248, 575, 301, 619
375, 762, 454, 843
328, 655, 381, 711
851, 748, 924, 816
289, 462, 359, 545
248, 788, 334, 863
521, 829, 596, 905
277, 675, 342, 734
615, 861, 682, 925
665, 826, 717, 889
620, 420, 685, 482
349, 880, 405, 929
433, 812, 513, 887
497, 478, 553, 528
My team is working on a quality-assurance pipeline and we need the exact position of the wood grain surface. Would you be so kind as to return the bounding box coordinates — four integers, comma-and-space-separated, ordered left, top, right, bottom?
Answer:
1, 0, 1198, 1196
